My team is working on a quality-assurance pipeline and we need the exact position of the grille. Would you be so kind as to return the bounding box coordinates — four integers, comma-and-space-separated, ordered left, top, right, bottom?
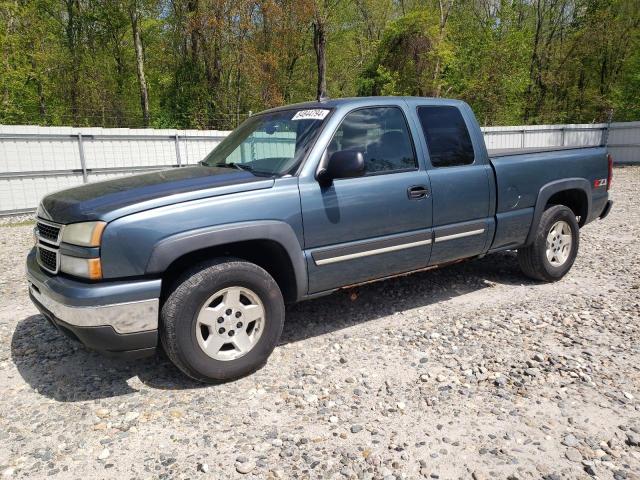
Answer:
37, 221, 62, 244
35, 219, 62, 274
38, 246, 58, 273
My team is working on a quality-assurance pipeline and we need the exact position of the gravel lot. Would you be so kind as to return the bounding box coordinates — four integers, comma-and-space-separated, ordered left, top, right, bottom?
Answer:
1, 166, 639, 480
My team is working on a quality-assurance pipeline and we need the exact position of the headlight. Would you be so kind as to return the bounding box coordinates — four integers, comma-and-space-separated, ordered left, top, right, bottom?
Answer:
61, 221, 106, 247
60, 254, 102, 280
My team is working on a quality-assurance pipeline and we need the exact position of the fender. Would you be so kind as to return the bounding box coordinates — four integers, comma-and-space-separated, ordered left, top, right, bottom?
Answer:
525, 178, 591, 245
145, 220, 308, 301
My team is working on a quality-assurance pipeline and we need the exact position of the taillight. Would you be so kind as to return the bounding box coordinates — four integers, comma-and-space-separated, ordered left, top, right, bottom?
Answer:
607, 154, 613, 191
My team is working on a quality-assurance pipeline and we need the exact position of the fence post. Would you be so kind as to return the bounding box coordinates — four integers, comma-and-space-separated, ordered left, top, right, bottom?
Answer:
77, 133, 88, 183
174, 133, 182, 166
560, 127, 565, 147
601, 109, 614, 147
521, 129, 525, 148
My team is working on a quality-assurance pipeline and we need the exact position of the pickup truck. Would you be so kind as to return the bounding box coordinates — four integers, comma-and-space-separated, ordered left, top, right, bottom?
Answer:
27, 97, 613, 382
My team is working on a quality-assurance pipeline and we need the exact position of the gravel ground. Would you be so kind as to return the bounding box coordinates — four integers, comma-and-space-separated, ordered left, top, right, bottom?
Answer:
0, 166, 639, 480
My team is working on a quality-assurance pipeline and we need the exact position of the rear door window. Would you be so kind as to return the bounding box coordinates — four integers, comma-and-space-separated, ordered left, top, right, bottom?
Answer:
417, 106, 475, 167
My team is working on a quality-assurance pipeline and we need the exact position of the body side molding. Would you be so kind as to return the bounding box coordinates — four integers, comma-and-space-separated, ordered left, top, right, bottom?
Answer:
312, 231, 433, 266
435, 228, 485, 243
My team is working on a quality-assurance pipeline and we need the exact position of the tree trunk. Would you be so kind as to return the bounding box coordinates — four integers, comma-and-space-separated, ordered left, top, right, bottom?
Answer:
433, 0, 453, 97
200, 5, 223, 108
313, 20, 327, 100
284, 52, 301, 103
113, 47, 126, 126
524, 0, 544, 122
130, 2, 150, 127
65, 0, 81, 124
27, 39, 47, 122
187, 0, 199, 64
33, 67, 47, 122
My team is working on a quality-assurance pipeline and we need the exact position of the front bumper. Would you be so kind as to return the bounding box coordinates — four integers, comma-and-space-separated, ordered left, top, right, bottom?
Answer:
26, 249, 161, 358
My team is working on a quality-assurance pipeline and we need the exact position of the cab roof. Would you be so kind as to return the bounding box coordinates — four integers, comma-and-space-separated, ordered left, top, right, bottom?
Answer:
260, 96, 466, 115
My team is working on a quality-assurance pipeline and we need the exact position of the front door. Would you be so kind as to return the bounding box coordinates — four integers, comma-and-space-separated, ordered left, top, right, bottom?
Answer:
299, 105, 433, 293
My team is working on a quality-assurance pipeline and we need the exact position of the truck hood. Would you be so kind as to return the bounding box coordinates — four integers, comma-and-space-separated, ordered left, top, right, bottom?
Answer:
38, 166, 275, 224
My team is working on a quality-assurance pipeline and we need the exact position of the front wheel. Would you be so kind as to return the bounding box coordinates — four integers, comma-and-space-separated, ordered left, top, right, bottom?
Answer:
517, 205, 580, 282
160, 258, 285, 383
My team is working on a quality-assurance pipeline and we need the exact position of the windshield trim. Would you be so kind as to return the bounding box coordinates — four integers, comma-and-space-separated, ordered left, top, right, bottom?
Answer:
289, 107, 335, 176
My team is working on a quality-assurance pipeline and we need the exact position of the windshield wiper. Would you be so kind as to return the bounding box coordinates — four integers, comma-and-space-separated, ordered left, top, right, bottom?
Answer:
212, 162, 275, 177
214, 162, 254, 172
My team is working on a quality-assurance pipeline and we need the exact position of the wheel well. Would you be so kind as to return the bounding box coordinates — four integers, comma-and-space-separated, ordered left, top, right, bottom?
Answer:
545, 189, 588, 226
161, 240, 298, 304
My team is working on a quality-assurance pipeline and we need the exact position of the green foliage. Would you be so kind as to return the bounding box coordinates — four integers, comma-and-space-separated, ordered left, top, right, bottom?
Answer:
358, 10, 447, 96
445, 0, 531, 125
0, 0, 639, 128
612, 49, 640, 121
358, 0, 640, 125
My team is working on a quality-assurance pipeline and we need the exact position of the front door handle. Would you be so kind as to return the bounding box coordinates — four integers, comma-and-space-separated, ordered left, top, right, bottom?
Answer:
407, 185, 429, 199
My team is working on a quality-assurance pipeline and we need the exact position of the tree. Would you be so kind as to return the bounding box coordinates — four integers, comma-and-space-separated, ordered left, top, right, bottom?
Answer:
1, 0, 640, 128
357, 9, 448, 97
129, 0, 150, 126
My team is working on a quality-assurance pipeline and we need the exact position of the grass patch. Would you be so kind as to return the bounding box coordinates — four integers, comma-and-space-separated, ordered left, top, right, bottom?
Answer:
3, 219, 36, 227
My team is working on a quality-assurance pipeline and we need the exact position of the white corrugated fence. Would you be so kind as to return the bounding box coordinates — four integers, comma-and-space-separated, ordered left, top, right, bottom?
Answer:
1, 121, 639, 215
482, 121, 640, 160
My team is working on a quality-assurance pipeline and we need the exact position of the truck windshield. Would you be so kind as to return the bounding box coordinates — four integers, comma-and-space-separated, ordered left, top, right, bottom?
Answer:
202, 108, 331, 176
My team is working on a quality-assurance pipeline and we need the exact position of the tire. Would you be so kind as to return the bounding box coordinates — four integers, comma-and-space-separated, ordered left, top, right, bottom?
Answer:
160, 258, 285, 383
517, 205, 580, 282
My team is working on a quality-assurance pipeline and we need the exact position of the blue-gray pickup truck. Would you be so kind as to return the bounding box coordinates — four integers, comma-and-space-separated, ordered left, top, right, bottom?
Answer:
27, 97, 613, 382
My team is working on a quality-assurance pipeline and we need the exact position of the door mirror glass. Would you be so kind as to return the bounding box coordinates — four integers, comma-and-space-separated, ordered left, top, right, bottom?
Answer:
318, 150, 365, 183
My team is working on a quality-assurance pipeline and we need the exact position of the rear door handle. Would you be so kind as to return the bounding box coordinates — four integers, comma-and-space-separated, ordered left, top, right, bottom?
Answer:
407, 185, 429, 199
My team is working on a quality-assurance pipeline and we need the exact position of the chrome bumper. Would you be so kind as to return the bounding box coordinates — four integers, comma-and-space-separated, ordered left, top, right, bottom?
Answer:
26, 247, 161, 335
29, 283, 158, 334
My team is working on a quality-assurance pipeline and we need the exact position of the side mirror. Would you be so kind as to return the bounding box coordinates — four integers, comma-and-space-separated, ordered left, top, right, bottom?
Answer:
317, 150, 365, 184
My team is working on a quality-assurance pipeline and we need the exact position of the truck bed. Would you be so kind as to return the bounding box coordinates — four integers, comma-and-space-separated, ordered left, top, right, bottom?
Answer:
489, 145, 608, 217
487, 145, 610, 251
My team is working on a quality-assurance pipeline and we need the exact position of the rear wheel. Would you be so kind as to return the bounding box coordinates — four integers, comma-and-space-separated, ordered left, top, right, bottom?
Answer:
517, 205, 579, 282
161, 258, 285, 383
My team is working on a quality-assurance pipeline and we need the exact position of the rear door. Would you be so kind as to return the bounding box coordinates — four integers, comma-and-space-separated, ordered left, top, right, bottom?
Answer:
410, 103, 493, 265
299, 104, 433, 293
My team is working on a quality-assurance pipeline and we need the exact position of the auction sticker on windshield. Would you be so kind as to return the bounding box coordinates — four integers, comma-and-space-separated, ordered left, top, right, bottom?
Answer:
291, 109, 330, 121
